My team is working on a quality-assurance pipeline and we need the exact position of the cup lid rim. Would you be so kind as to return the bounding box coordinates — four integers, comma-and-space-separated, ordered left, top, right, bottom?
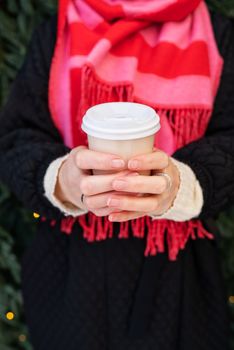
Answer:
81, 102, 160, 140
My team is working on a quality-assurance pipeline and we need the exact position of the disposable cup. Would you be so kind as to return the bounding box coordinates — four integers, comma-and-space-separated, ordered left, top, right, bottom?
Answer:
81, 102, 160, 176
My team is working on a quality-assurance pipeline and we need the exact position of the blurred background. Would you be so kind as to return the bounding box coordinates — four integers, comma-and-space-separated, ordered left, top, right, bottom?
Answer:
0, 0, 234, 349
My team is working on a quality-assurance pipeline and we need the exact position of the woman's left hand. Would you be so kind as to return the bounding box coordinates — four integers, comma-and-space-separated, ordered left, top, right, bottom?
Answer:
107, 149, 180, 222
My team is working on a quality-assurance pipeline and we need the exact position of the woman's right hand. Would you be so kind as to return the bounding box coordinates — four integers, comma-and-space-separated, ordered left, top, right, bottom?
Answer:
55, 146, 138, 216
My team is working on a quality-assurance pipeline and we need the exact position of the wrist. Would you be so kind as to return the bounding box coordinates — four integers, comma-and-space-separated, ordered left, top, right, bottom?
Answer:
54, 157, 83, 210
149, 158, 204, 221
168, 157, 180, 208
54, 159, 70, 203
150, 157, 180, 216
44, 154, 88, 217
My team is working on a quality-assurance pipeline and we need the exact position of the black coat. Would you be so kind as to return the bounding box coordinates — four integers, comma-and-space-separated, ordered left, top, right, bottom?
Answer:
0, 10, 233, 350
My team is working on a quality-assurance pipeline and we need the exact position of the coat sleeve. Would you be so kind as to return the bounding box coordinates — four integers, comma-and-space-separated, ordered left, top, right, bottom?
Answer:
173, 17, 234, 220
0, 16, 71, 220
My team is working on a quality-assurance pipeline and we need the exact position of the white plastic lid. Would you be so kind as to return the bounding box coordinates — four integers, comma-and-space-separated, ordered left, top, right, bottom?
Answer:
81, 102, 160, 140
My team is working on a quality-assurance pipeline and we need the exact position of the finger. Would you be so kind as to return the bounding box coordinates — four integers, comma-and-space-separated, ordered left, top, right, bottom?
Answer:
80, 170, 139, 196
128, 150, 169, 171
109, 211, 145, 222
107, 194, 159, 213
92, 207, 123, 217
74, 148, 127, 170
84, 189, 143, 210
111, 174, 168, 194
84, 190, 118, 209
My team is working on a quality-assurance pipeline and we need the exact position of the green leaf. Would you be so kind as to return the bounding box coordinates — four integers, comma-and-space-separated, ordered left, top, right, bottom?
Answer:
19, 0, 34, 16
6, 0, 19, 15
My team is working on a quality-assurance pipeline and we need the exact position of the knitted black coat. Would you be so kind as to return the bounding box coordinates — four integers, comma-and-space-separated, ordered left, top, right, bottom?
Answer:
0, 10, 234, 350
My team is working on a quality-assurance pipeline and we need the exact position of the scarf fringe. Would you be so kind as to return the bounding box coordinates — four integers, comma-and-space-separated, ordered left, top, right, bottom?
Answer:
43, 214, 214, 261
78, 65, 212, 149
78, 64, 134, 122
165, 107, 212, 148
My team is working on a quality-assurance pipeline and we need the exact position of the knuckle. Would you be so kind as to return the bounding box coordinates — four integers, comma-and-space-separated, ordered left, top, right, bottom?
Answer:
80, 178, 92, 195
161, 177, 168, 192
156, 178, 167, 193
154, 180, 163, 194
157, 152, 169, 168
71, 146, 86, 159
75, 152, 84, 169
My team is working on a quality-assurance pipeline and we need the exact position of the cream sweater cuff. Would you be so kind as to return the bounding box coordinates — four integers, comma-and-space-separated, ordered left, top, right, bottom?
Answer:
149, 158, 204, 222
43, 154, 88, 217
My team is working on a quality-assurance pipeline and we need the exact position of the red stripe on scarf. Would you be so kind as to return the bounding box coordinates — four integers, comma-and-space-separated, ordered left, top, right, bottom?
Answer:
85, 0, 202, 22
70, 21, 210, 77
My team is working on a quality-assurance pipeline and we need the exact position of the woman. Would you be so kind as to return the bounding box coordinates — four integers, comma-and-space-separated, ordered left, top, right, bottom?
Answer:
0, 0, 233, 349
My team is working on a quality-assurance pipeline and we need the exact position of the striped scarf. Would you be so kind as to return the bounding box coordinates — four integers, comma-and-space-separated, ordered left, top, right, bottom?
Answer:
48, 0, 223, 260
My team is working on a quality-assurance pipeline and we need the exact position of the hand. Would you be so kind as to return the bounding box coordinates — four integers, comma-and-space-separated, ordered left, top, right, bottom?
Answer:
106, 149, 180, 222
55, 146, 139, 216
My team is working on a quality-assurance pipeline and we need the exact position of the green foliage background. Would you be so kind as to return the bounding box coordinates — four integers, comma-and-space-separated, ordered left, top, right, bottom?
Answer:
0, 0, 234, 349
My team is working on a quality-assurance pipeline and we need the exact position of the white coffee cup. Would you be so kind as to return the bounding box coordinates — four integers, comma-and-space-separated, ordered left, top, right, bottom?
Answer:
81, 102, 160, 176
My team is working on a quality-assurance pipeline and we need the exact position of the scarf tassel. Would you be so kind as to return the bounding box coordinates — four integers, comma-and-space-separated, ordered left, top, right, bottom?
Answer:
78, 64, 212, 151
78, 64, 134, 121
43, 214, 214, 261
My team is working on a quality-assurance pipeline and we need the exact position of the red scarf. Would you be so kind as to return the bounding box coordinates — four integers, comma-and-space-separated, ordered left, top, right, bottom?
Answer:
48, 0, 223, 260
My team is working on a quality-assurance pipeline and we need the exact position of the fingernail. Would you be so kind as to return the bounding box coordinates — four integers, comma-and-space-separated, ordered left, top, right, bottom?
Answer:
107, 198, 120, 207
111, 159, 125, 168
129, 160, 140, 169
112, 180, 126, 190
